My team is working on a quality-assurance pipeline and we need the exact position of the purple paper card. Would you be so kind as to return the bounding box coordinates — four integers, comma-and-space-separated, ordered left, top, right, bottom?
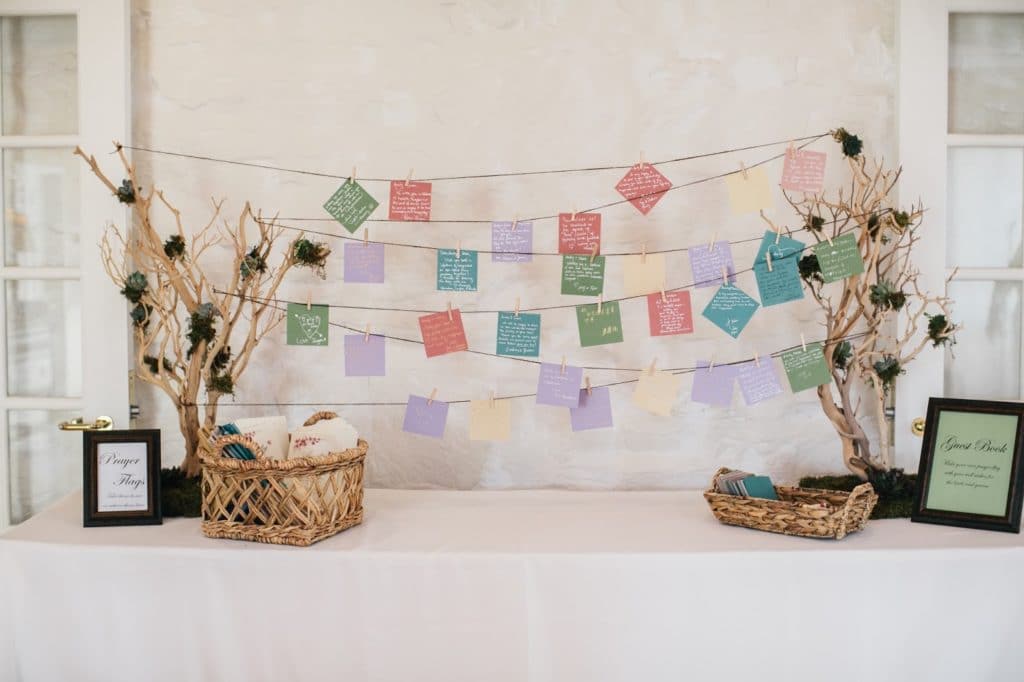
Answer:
735, 359, 784, 406
344, 242, 385, 283
690, 360, 737, 407
491, 221, 533, 263
402, 394, 448, 438
687, 241, 736, 289
536, 362, 583, 407
343, 334, 385, 376
570, 386, 613, 431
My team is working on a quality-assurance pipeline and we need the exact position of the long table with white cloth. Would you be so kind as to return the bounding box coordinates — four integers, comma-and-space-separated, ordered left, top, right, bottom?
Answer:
2, 488, 1022, 682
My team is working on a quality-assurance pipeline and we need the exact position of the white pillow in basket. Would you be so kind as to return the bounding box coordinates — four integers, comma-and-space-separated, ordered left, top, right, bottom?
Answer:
231, 415, 289, 460
287, 415, 359, 460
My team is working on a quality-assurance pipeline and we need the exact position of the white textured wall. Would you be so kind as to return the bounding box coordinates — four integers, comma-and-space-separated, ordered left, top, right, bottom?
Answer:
129, 0, 896, 488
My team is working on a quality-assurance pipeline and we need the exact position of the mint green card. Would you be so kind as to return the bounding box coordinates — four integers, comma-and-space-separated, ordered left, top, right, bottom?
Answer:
561, 255, 605, 296
701, 284, 759, 338
813, 233, 864, 283
496, 311, 541, 357
287, 303, 329, 346
323, 179, 379, 233
437, 249, 478, 291
576, 302, 624, 347
925, 410, 1017, 517
780, 343, 831, 392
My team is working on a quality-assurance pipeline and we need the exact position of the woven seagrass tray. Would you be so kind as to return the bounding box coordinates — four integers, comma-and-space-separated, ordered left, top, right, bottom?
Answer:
200, 411, 366, 547
704, 467, 878, 540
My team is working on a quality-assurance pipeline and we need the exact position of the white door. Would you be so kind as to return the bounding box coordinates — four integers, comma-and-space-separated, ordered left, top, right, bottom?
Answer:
0, 0, 129, 529
897, 0, 1024, 467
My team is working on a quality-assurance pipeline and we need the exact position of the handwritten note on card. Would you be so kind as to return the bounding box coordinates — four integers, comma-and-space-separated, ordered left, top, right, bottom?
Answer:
576, 302, 624, 347
469, 399, 511, 441
623, 254, 666, 296
343, 334, 386, 376
558, 213, 601, 255
780, 343, 832, 392
754, 260, 804, 307
323, 179, 379, 233
647, 291, 694, 336
615, 164, 672, 215
688, 241, 736, 289
735, 359, 784, 406
491, 221, 533, 263
570, 386, 613, 431
691, 361, 737, 407
287, 303, 329, 346
96, 441, 149, 512
536, 362, 583, 407
561, 255, 605, 296
813, 233, 864, 283
402, 395, 448, 438
436, 249, 478, 291
724, 166, 774, 214
418, 309, 468, 358
632, 371, 682, 416
343, 242, 385, 283
702, 285, 760, 338
496, 311, 541, 357
388, 180, 432, 221
781, 148, 827, 193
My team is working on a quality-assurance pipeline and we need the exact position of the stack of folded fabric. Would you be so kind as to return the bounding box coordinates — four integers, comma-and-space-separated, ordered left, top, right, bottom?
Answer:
211, 414, 359, 460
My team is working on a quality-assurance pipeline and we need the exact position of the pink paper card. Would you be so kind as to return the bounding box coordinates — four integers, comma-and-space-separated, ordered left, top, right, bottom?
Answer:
647, 291, 694, 336
558, 213, 601, 255
780, 149, 826, 193
418, 309, 468, 358
615, 164, 672, 215
388, 180, 432, 221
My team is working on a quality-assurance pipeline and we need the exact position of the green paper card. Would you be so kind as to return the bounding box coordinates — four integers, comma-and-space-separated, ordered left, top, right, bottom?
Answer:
323, 179, 379, 233
754, 259, 804, 307
780, 343, 832, 392
496, 311, 541, 357
576, 302, 624, 347
561, 255, 605, 296
436, 249, 478, 291
701, 284, 759, 339
287, 303, 329, 346
813, 233, 864, 283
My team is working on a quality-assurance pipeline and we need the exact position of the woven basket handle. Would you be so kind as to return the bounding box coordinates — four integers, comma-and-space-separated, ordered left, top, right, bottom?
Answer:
843, 482, 874, 514
709, 467, 732, 491
211, 433, 266, 460
303, 410, 338, 427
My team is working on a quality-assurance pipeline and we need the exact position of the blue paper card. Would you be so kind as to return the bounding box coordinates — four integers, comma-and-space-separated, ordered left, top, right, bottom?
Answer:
754, 230, 805, 264
436, 249, 478, 291
496, 311, 541, 357
754, 259, 804, 307
701, 284, 760, 338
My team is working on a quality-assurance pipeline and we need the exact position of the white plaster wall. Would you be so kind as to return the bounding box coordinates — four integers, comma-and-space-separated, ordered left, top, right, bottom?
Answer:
129, 0, 896, 489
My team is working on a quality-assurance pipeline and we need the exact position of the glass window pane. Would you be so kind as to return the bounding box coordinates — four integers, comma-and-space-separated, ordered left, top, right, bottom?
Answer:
0, 15, 78, 135
946, 147, 1024, 267
945, 280, 1021, 399
8, 408, 79, 524
3, 148, 79, 267
6, 280, 81, 398
949, 13, 1024, 134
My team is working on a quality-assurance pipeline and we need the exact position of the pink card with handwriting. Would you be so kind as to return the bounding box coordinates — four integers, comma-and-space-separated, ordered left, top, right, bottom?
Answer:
388, 180, 432, 221
418, 309, 468, 358
615, 164, 672, 215
558, 213, 601, 255
780, 149, 826, 193
647, 291, 694, 336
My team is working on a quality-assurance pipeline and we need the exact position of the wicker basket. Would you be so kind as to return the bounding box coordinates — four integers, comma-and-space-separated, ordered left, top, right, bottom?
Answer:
703, 467, 878, 539
200, 412, 366, 547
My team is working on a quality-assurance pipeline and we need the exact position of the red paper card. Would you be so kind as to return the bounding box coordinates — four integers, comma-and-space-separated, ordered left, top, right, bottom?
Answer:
558, 213, 601, 255
389, 180, 433, 221
780, 149, 826, 193
647, 291, 694, 336
615, 164, 672, 215
418, 309, 468, 357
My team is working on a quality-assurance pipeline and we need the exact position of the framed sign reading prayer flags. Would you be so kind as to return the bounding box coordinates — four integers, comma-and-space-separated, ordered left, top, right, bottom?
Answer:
83, 430, 162, 527
912, 399, 1024, 533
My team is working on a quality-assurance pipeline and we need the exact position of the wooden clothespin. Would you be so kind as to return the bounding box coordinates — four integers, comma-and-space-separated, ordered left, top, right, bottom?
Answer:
585, 376, 592, 396
447, 301, 453, 321
766, 251, 773, 273
709, 231, 718, 252
708, 356, 716, 373
560, 356, 567, 375
590, 243, 599, 265
639, 150, 646, 168
721, 266, 730, 287
511, 214, 519, 232
350, 166, 357, 183
597, 294, 603, 314
775, 224, 783, 245
514, 296, 521, 318
456, 240, 462, 260
363, 227, 369, 247
364, 324, 371, 342
641, 242, 647, 264
754, 352, 761, 368
801, 334, 808, 352
826, 232, 834, 247
405, 169, 413, 187
571, 204, 578, 221
660, 288, 667, 303
489, 391, 496, 409
427, 388, 437, 406
740, 162, 749, 180
648, 357, 657, 376
306, 291, 312, 311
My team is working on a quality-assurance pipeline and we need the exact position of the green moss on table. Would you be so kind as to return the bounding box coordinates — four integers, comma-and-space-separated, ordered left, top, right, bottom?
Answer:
161, 467, 201, 517
798, 473, 917, 520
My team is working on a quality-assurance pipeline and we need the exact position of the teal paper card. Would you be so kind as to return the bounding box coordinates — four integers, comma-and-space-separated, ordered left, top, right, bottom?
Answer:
754, 230, 805, 265
701, 284, 759, 338
754, 259, 804, 307
436, 249, 478, 291
496, 311, 541, 357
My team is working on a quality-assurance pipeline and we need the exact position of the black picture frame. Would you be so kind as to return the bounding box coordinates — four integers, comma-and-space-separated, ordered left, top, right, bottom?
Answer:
912, 398, 1024, 533
83, 429, 162, 527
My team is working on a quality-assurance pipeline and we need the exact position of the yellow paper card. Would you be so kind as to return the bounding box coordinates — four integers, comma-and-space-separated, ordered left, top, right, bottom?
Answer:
469, 399, 511, 441
724, 166, 773, 214
632, 371, 682, 416
623, 254, 666, 296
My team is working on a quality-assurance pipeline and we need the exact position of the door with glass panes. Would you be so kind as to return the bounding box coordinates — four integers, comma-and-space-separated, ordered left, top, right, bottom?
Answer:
0, 0, 129, 529
897, 0, 1024, 467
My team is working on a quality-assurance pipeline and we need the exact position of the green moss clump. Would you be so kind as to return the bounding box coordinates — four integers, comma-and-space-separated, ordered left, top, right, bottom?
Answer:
891, 210, 911, 229
143, 355, 174, 374
240, 247, 267, 279
798, 471, 917, 520
116, 179, 136, 204
160, 467, 201, 518
186, 304, 218, 358
120, 271, 148, 304
926, 313, 957, 348
805, 215, 825, 232
832, 340, 852, 371
292, 239, 331, 279
207, 373, 234, 395
798, 254, 823, 284
873, 355, 903, 390
869, 280, 907, 312
163, 234, 186, 260
130, 303, 152, 329
832, 127, 863, 158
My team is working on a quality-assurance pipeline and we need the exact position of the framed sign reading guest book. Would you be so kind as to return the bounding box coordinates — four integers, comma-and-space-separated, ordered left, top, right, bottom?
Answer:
912, 398, 1024, 533
83, 430, 162, 527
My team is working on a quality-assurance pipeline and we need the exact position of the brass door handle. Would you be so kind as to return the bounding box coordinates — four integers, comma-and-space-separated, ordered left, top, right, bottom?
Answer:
58, 416, 114, 431
911, 417, 926, 437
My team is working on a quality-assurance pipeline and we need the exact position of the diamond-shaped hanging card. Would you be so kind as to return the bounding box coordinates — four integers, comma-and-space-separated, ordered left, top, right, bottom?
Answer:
701, 284, 760, 339
615, 163, 672, 215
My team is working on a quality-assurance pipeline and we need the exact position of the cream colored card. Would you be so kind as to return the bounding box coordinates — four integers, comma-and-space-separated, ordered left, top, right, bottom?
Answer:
632, 371, 682, 416
623, 254, 666, 296
469, 399, 511, 441
724, 166, 773, 214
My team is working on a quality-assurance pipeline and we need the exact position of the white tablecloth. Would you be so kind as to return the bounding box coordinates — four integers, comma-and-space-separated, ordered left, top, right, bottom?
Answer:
2, 489, 1023, 682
